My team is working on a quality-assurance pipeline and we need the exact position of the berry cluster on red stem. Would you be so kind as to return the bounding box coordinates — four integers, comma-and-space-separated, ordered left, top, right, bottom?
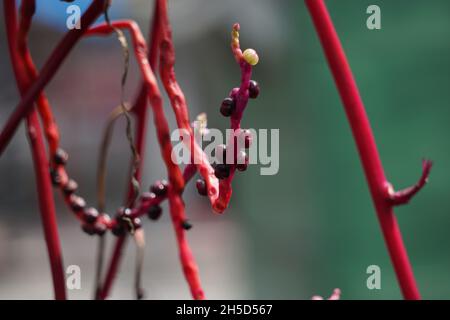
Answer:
0, 0, 263, 300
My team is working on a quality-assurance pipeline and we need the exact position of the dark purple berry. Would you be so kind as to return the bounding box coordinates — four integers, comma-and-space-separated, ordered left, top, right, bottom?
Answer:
196, 179, 207, 196
214, 164, 230, 179
83, 207, 99, 224
95, 224, 107, 236
63, 179, 78, 195
82, 224, 96, 236
248, 80, 260, 99
220, 97, 236, 117
112, 223, 125, 236
70, 195, 86, 212
54, 148, 69, 165
50, 169, 61, 186
150, 180, 168, 197
181, 220, 192, 230
140, 192, 156, 202
147, 205, 162, 220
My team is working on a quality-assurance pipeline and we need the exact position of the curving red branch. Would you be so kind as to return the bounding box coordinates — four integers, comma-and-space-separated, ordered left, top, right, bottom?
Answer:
4, 0, 66, 300
156, 0, 219, 209
87, 18, 204, 299
0, 0, 107, 157
305, 0, 431, 300
1, 0, 260, 300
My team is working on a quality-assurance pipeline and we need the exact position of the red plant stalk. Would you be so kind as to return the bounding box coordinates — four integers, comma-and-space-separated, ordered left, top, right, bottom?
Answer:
98, 6, 161, 299
87, 20, 204, 299
305, 0, 432, 300
156, 0, 219, 209
4, 0, 66, 300
0, 0, 108, 157
215, 23, 255, 212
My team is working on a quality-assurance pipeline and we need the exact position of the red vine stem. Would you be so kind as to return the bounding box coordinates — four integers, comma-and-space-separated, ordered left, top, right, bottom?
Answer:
215, 23, 255, 212
305, 0, 431, 300
98, 6, 161, 298
156, 0, 219, 209
4, 0, 66, 300
89, 17, 204, 299
0, 0, 107, 156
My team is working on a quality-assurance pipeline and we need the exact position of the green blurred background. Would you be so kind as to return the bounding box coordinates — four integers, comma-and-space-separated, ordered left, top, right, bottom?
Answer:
1, 0, 450, 299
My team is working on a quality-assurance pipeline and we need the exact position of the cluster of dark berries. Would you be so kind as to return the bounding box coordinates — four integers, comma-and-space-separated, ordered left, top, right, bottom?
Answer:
112, 207, 142, 236
49, 148, 109, 236
144, 180, 168, 222
219, 80, 260, 117
195, 80, 259, 197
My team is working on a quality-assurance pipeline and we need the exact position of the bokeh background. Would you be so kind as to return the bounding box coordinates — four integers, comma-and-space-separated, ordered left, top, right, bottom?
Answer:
1, 0, 450, 299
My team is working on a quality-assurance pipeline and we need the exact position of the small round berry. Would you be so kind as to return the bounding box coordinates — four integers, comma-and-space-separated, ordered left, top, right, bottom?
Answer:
236, 151, 249, 172
196, 179, 207, 196
147, 205, 162, 221
229, 87, 240, 99
214, 164, 230, 180
181, 220, 193, 230
95, 224, 107, 236
248, 80, 260, 99
112, 223, 125, 237
70, 195, 86, 212
220, 98, 236, 117
132, 218, 142, 230
140, 192, 156, 202
63, 179, 78, 195
150, 180, 168, 197
243, 48, 259, 66
82, 224, 96, 236
50, 169, 61, 186
215, 144, 227, 164
83, 207, 99, 224
116, 207, 131, 218
53, 148, 69, 165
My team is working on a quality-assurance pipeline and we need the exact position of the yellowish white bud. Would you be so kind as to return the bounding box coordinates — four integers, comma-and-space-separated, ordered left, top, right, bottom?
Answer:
242, 48, 259, 66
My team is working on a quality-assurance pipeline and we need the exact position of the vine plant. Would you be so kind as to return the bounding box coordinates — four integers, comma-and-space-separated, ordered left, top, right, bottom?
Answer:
1, 0, 262, 299
0, 0, 432, 301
